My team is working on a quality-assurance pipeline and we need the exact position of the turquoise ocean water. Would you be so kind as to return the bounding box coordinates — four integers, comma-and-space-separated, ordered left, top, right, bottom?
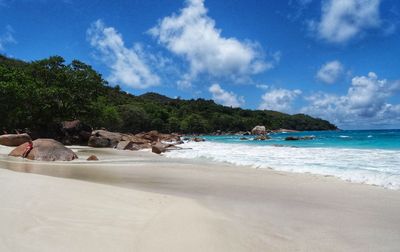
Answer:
165, 130, 400, 189
203, 130, 400, 150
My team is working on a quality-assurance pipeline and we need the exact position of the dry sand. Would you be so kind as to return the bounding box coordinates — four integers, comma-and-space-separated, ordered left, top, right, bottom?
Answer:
0, 146, 400, 251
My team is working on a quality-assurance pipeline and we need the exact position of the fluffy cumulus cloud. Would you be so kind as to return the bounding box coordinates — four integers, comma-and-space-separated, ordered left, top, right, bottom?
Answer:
209, 83, 244, 108
316, 60, 344, 84
259, 88, 302, 113
0, 25, 16, 51
302, 72, 400, 127
87, 20, 160, 89
309, 0, 382, 43
149, 0, 274, 88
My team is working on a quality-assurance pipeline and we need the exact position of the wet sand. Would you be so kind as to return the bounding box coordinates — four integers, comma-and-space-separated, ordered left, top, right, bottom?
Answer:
1, 146, 400, 251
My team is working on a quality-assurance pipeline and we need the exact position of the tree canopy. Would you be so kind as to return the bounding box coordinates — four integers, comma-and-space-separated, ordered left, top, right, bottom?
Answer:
0, 55, 337, 134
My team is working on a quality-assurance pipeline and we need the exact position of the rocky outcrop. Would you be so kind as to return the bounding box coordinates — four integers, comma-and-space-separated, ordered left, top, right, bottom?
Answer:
0, 133, 31, 146
9, 139, 77, 161
251, 126, 266, 135
88, 130, 181, 151
285, 136, 315, 141
60, 120, 92, 145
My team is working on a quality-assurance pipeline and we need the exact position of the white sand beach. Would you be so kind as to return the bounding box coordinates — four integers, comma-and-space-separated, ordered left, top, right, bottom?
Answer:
1, 146, 400, 251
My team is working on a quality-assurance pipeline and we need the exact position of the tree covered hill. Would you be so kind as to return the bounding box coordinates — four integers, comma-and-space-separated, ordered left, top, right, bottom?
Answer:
0, 55, 337, 134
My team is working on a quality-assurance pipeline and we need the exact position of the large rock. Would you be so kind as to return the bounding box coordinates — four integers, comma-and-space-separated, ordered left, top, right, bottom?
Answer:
60, 120, 92, 145
251, 126, 266, 135
0, 133, 31, 146
135, 131, 181, 143
9, 139, 77, 161
88, 130, 125, 148
152, 142, 167, 154
116, 141, 141, 151
88, 130, 153, 149
159, 133, 181, 142
135, 131, 159, 143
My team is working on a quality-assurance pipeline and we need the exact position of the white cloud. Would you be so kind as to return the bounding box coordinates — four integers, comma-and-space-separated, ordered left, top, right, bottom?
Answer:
149, 0, 275, 88
316, 60, 344, 84
302, 72, 400, 127
309, 0, 382, 43
259, 88, 302, 113
209, 83, 244, 108
0, 25, 16, 51
87, 20, 160, 89
255, 84, 270, 90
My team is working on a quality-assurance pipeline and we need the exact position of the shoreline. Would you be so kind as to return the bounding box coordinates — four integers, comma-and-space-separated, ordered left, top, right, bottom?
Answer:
1, 146, 400, 251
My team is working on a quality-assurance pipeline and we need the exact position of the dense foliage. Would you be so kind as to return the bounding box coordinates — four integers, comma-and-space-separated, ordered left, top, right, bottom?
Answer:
0, 55, 337, 134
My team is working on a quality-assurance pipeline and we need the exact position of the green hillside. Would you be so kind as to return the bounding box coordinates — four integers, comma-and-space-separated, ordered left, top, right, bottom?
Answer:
0, 55, 337, 134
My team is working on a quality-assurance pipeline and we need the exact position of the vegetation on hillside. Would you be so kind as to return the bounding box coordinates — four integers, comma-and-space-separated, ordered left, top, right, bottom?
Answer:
0, 55, 337, 134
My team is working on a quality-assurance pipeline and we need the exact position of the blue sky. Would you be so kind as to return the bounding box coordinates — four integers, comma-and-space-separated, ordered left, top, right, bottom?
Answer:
1, 0, 400, 129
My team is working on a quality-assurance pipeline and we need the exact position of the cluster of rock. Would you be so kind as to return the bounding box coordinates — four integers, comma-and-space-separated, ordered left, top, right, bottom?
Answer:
1, 121, 315, 162
88, 129, 182, 154
1, 128, 183, 162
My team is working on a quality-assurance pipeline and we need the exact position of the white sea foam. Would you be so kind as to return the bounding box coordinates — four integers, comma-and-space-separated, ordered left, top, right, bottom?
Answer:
165, 141, 400, 190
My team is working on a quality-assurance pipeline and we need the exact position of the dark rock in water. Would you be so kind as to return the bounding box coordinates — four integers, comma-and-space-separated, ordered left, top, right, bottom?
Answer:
243, 131, 251, 136
152, 142, 167, 154
240, 137, 248, 141
60, 120, 92, 145
192, 137, 205, 142
87, 155, 99, 161
183, 137, 190, 141
251, 126, 266, 135
254, 135, 270, 141
9, 139, 77, 161
285, 136, 300, 141
285, 136, 315, 141
0, 133, 31, 146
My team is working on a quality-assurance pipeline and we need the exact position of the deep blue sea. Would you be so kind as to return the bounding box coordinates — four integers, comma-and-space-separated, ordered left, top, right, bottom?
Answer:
166, 130, 400, 190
